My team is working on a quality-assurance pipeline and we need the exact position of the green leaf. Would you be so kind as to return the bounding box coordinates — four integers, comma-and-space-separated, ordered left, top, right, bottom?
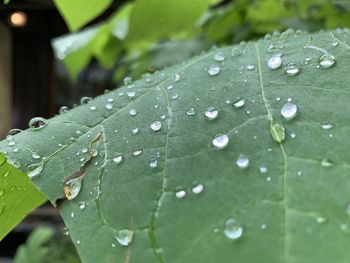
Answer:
0, 153, 47, 241
127, 0, 214, 42
14, 227, 54, 263
53, 0, 113, 32
2, 29, 350, 262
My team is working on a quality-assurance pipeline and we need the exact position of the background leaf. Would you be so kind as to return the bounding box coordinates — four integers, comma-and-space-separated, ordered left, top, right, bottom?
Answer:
53, 0, 113, 32
2, 29, 350, 262
0, 153, 47, 241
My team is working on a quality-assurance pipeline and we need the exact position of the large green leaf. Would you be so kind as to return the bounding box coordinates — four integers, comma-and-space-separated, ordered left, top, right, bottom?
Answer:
0, 153, 46, 241
53, 0, 113, 32
2, 29, 350, 262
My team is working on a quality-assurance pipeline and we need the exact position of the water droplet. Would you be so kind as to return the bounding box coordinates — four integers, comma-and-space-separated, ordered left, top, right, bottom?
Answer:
321, 158, 333, 167
172, 73, 180, 82
246, 64, 255, 70
129, 109, 138, 116
207, 65, 220, 76
8, 129, 23, 136
270, 123, 285, 143
112, 154, 123, 164
71, 212, 75, 218
340, 224, 350, 234
32, 152, 41, 160
224, 218, 243, 240
90, 106, 97, 111
64, 177, 83, 200
133, 149, 143, 156
59, 106, 70, 114
259, 165, 268, 173
214, 51, 225, 61
81, 147, 88, 154
29, 117, 48, 130
284, 63, 300, 76
281, 103, 297, 120
175, 189, 186, 199
28, 164, 43, 179
149, 159, 158, 169
123, 76, 133, 85
115, 229, 133, 246
89, 149, 98, 157
192, 183, 203, 194
212, 134, 229, 150
321, 123, 333, 130
204, 107, 218, 120
267, 54, 282, 69
233, 97, 245, 108
79, 201, 86, 210
260, 224, 267, 230
172, 93, 178, 100
186, 108, 196, 116
80, 96, 92, 104
167, 85, 173, 90
132, 128, 139, 134
236, 154, 249, 169
316, 217, 327, 224
150, 121, 162, 132
127, 91, 136, 98
105, 103, 113, 110
290, 132, 296, 139
319, 54, 336, 68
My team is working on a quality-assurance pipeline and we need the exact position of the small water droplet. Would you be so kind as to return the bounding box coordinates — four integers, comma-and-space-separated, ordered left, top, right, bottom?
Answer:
224, 218, 243, 240
127, 91, 136, 98
214, 51, 225, 61
270, 123, 285, 143
186, 108, 196, 116
207, 65, 220, 76
204, 107, 218, 120
150, 121, 162, 132
89, 149, 98, 157
123, 76, 133, 85
28, 164, 43, 179
32, 152, 41, 160
267, 54, 282, 69
319, 54, 336, 68
29, 117, 48, 130
281, 103, 297, 120
316, 217, 327, 224
233, 97, 245, 108
192, 183, 203, 194
8, 129, 23, 136
132, 128, 139, 134
149, 159, 158, 169
71, 212, 75, 218
115, 229, 133, 246
284, 63, 300, 76
259, 165, 268, 173
321, 123, 333, 130
246, 64, 255, 70
212, 134, 229, 150
172, 73, 180, 82
172, 93, 178, 100
260, 224, 267, 230
133, 149, 143, 156
113, 154, 123, 164
321, 158, 333, 167
79, 201, 86, 210
175, 189, 186, 199
129, 109, 138, 116
236, 154, 249, 169
0, 189, 4, 197
59, 106, 70, 114
90, 105, 97, 111
105, 103, 113, 110
80, 96, 92, 104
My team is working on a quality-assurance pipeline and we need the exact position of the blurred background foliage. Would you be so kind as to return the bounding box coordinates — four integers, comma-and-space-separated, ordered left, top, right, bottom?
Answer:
1, 0, 350, 261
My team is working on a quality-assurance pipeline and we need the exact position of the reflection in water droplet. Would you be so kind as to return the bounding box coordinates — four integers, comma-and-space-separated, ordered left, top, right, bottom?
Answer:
29, 117, 48, 130
284, 63, 300, 76
281, 103, 297, 120
115, 229, 133, 246
204, 107, 218, 120
208, 65, 220, 76
192, 183, 204, 194
267, 55, 282, 69
319, 54, 336, 68
212, 134, 229, 150
214, 51, 225, 61
233, 97, 245, 108
236, 155, 249, 169
224, 218, 243, 240
28, 164, 43, 179
150, 121, 162, 132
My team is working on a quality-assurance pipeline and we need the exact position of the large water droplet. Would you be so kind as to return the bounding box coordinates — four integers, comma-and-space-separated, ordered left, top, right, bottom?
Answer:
267, 54, 282, 69
214, 51, 225, 61
224, 218, 243, 240
319, 54, 336, 68
270, 123, 285, 143
123, 76, 133, 86
281, 103, 297, 120
204, 107, 218, 120
28, 164, 43, 179
150, 121, 162, 132
115, 229, 133, 246
284, 63, 300, 76
212, 134, 229, 150
208, 65, 220, 76
8, 128, 23, 136
64, 177, 83, 200
29, 117, 48, 130
236, 154, 249, 169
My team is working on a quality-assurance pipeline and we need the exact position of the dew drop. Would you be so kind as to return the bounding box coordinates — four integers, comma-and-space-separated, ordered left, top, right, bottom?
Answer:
233, 97, 245, 108
123, 76, 133, 85
321, 158, 333, 167
133, 149, 143, 156
214, 51, 225, 61
115, 229, 133, 246
32, 152, 41, 160
321, 123, 333, 130
127, 91, 136, 98
319, 54, 336, 68
59, 106, 70, 114
89, 106, 97, 111
149, 159, 158, 169
112, 154, 123, 164
316, 217, 327, 224
150, 121, 162, 132
79, 201, 86, 210
129, 109, 138, 116
284, 63, 300, 76
204, 107, 219, 120
281, 103, 297, 120
175, 189, 186, 199
80, 96, 92, 104
192, 183, 203, 194
212, 134, 229, 150
186, 108, 196, 116
267, 54, 282, 69
28, 164, 43, 179
236, 154, 249, 169
224, 218, 243, 240
246, 64, 255, 70
64, 177, 83, 200
207, 65, 220, 76
7, 129, 23, 136
270, 123, 285, 143
259, 165, 268, 173
132, 128, 139, 134
260, 224, 267, 230
29, 117, 48, 130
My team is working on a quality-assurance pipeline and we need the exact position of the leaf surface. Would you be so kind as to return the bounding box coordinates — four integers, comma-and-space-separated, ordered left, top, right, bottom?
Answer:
2, 29, 350, 262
